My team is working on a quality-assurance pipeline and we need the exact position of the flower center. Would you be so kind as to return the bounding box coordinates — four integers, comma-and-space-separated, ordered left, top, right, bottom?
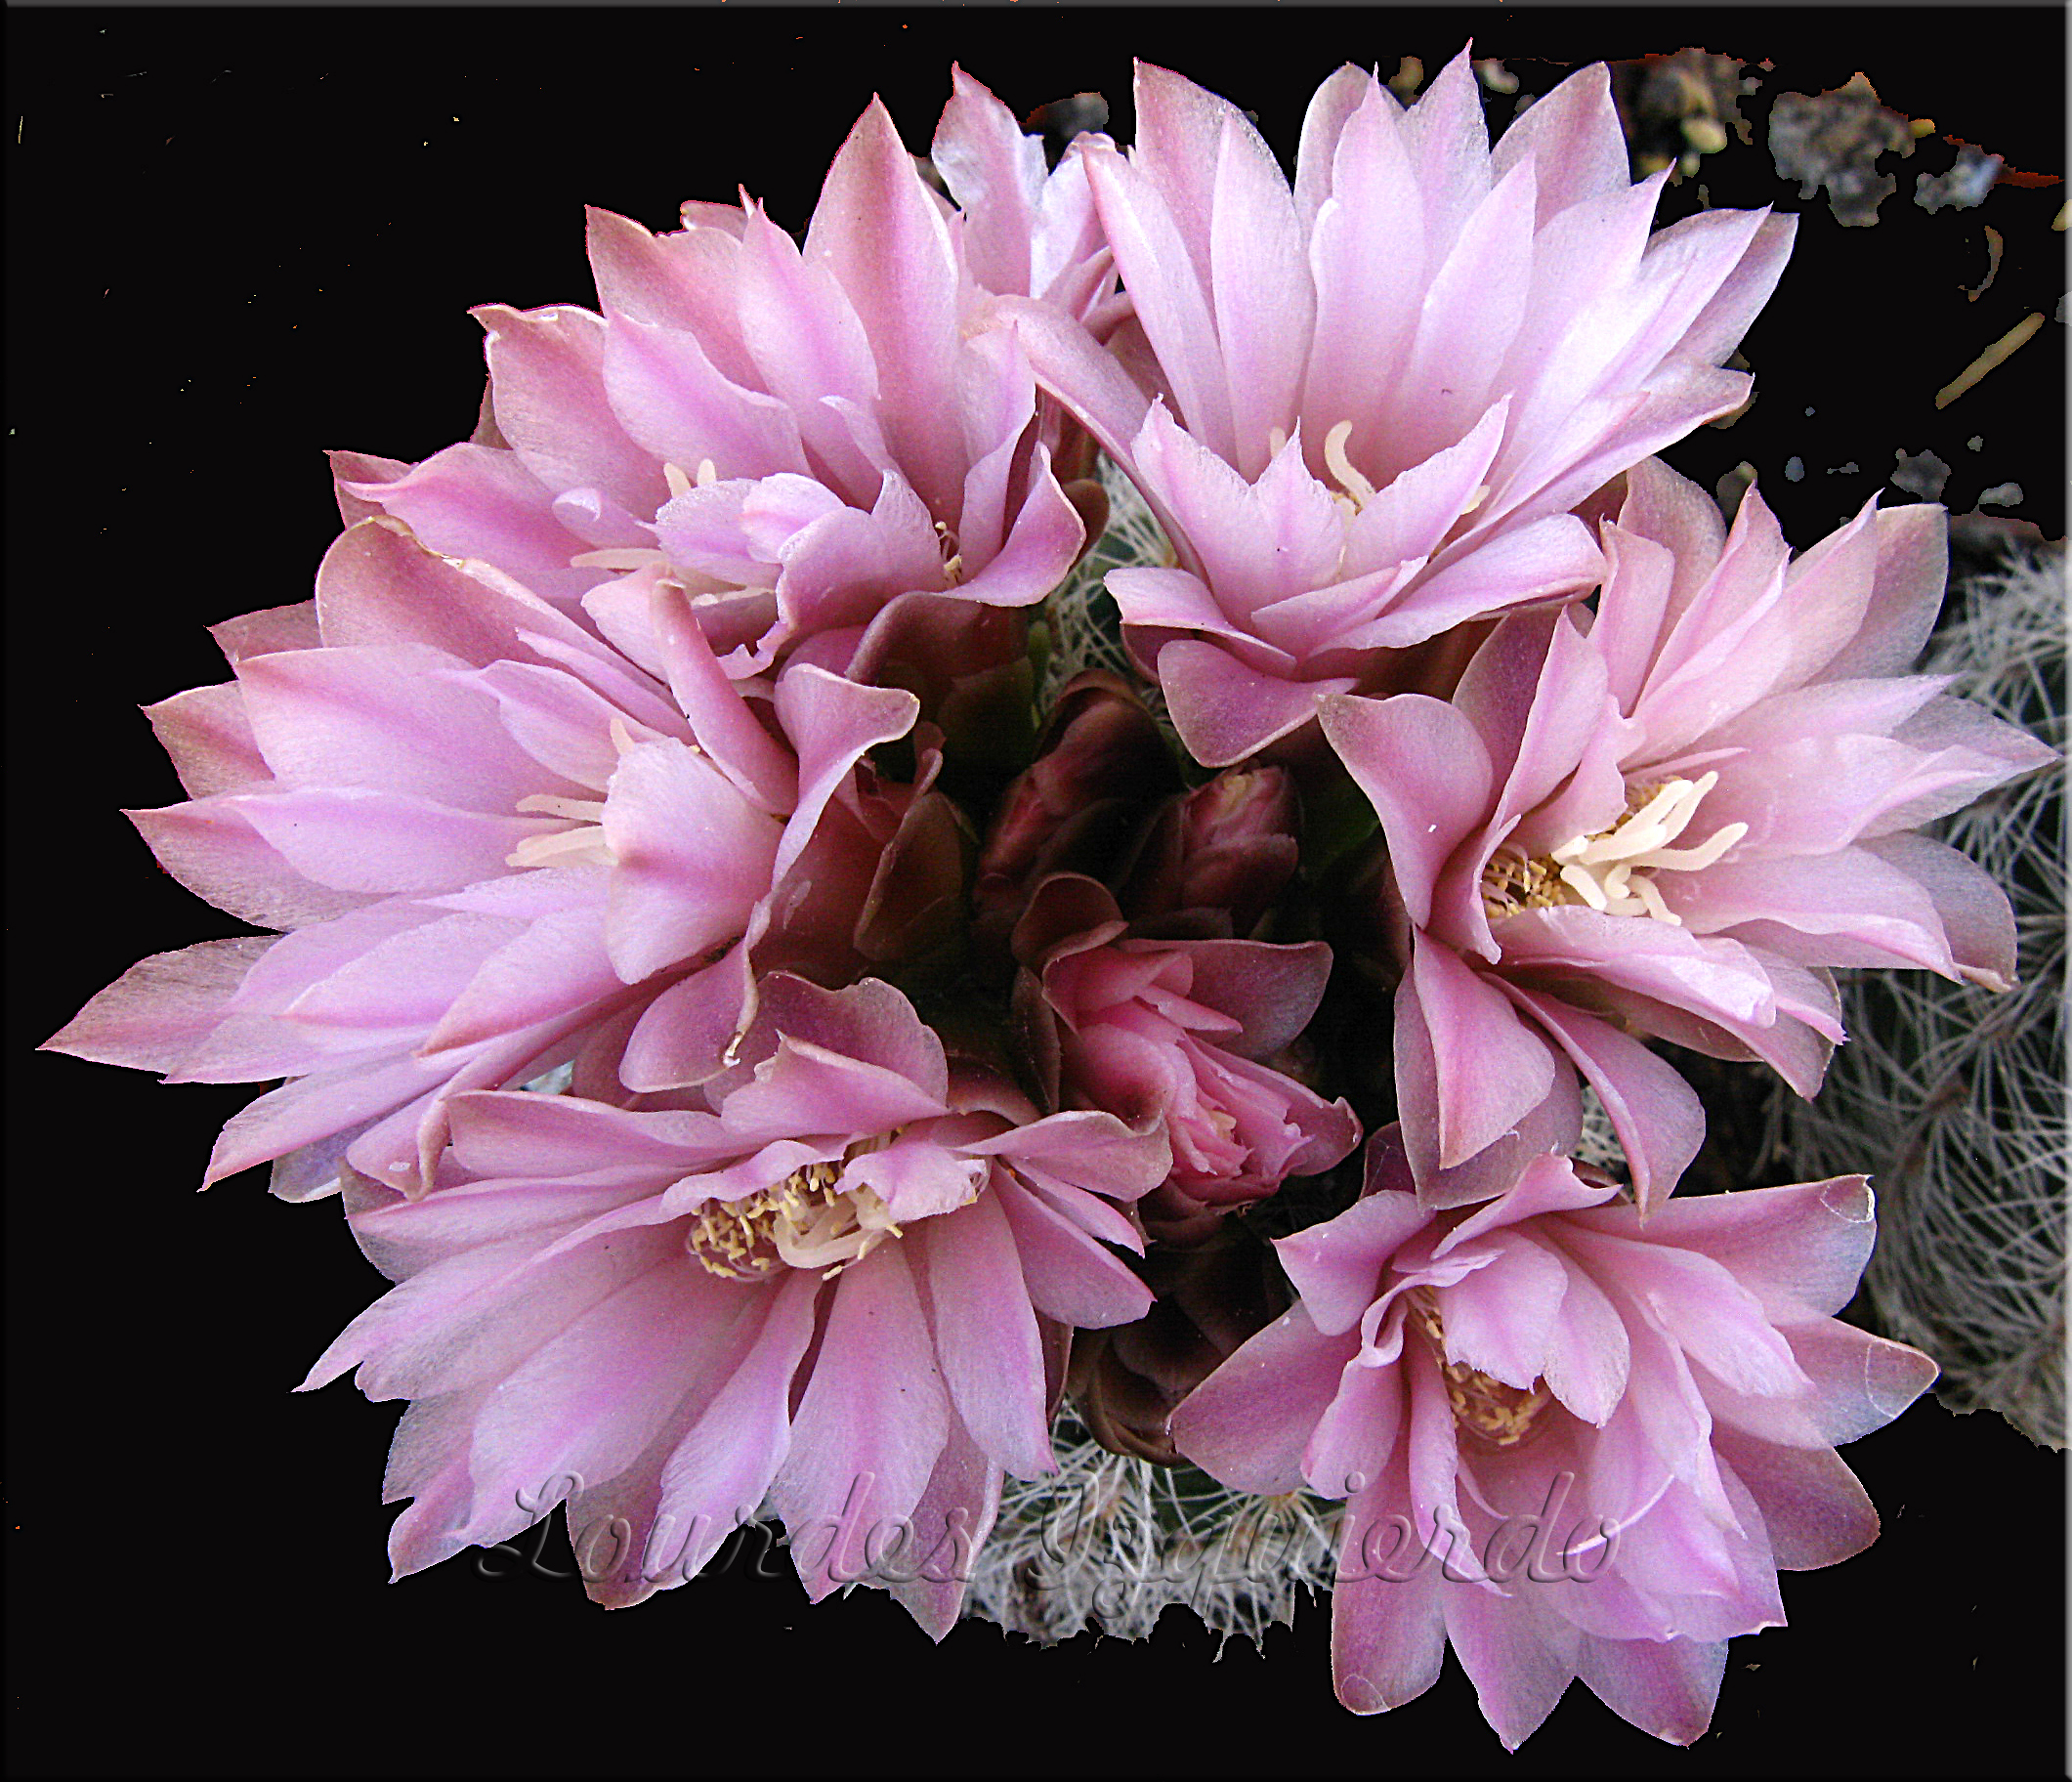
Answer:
685, 1140, 906, 1282
1408, 1288, 1553, 1449
1263, 420, 1486, 525
1481, 773, 1747, 927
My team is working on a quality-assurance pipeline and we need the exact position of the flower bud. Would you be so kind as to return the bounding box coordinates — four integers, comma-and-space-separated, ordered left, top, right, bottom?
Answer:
1069, 1223, 1291, 1465
973, 672, 1178, 954
1011, 873, 1361, 1247
1120, 766, 1300, 936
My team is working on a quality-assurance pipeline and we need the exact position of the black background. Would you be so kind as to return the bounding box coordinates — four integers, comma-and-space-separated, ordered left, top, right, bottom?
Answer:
6, 5, 2065, 1777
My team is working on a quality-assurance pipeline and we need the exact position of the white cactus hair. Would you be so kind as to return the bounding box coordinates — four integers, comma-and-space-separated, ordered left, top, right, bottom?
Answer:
1767, 539, 2066, 1449
959, 1410, 1343, 1647
1036, 452, 1174, 728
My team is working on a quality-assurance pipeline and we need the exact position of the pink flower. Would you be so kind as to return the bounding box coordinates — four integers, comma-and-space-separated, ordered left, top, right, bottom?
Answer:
48, 75, 1105, 1199
45, 544, 938, 1197
304, 973, 1169, 1631
1013, 874, 1359, 1243
1319, 461, 2054, 1208
1172, 1129, 1936, 1749
1003, 53, 1796, 766
333, 75, 1098, 692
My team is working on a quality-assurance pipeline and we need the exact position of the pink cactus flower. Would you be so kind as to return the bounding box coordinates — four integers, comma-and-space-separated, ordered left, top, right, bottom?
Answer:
303, 973, 1168, 1632
45, 541, 941, 1197
1172, 1129, 1937, 1749
48, 75, 1110, 1200
332, 74, 1100, 692
1001, 52, 1797, 766
1013, 874, 1360, 1243
1319, 461, 2055, 1208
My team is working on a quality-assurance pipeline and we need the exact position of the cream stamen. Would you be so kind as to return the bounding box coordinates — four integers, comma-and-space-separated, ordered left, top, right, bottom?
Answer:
505, 825, 615, 870
1322, 420, 1377, 510
570, 547, 667, 572
515, 793, 609, 823
935, 519, 964, 587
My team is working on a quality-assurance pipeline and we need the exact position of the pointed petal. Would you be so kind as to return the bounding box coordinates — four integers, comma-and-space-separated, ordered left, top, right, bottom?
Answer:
768, 1244, 950, 1599
921, 1194, 1054, 1478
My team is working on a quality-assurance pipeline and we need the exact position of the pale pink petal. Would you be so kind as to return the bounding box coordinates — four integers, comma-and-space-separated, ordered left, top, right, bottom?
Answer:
1445, 1579, 1581, 1750
475, 302, 670, 519
641, 1271, 822, 1589
1319, 691, 1495, 933
600, 310, 808, 484
994, 1175, 1153, 1328
1081, 142, 1237, 462
455, 1257, 728, 1550
1403, 933, 1558, 1171
1207, 111, 1314, 475
1157, 638, 1353, 768
601, 738, 781, 981
1275, 1190, 1431, 1336
920, 1194, 1055, 1477
145, 683, 270, 799
1712, 1428, 1879, 1570
1169, 1304, 1361, 1494
1571, 1634, 1726, 1746
239, 643, 578, 815
806, 99, 967, 520
1489, 62, 1629, 218
211, 600, 321, 663
876, 1411, 1002, 1640
1500, 987, 1704, 1215
1332, 1484, 1449, 1713
128, 799, 372, 930
43, 937, 276, 1074
767, 1244, 950, 1600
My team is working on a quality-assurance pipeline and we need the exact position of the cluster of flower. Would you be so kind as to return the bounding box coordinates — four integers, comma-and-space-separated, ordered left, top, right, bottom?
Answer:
51, 53, 2052, 1748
